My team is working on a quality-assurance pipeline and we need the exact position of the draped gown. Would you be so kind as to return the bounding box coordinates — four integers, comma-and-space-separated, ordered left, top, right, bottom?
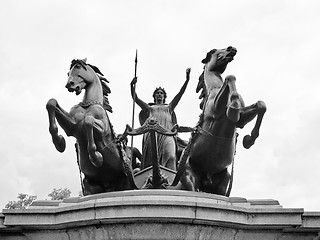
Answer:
140, 104, 177, 170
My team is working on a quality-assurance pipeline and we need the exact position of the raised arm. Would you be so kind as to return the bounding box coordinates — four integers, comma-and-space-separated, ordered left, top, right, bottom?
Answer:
130, 77, 149, 110
170, 68, 191, 110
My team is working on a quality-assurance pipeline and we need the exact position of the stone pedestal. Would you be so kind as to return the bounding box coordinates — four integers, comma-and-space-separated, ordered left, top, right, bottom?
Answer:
1, 190, 320, 239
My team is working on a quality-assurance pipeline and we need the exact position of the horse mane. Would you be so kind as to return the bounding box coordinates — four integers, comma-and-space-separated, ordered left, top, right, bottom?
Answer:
196, 70, 207, 110
70, 59, 113, 113
196, 49, 219, 111
97, 74, 113, 113
196, 50, 217, 126
201, 49, 216, 64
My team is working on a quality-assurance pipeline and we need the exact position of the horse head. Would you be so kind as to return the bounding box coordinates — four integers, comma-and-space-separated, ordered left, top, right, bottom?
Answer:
202, 46, 237, 74
66, 58, 103, 95
66, 58, 90, 95
65, 58, 112, 112
196, 47, 237, 110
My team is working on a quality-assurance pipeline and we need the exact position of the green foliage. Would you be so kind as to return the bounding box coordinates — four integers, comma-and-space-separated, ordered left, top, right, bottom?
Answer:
5, 193, 37, 209
5, 188, 73, 209
48, 188, 71, 200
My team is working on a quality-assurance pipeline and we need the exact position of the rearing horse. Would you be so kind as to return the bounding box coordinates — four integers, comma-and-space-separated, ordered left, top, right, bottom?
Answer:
173, 47, 266, 196
46, 59, 136, 195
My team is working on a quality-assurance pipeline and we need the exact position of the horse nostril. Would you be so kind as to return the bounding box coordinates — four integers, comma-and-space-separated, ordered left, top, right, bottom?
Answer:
65, 81, 74, 88
227, 46, 233, 51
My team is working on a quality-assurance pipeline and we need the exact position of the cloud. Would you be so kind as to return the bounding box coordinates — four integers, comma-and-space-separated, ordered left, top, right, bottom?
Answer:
1, 0, 320, 211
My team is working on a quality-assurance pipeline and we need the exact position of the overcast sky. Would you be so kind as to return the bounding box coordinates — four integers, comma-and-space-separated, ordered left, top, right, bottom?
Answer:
1, 0, 320, 211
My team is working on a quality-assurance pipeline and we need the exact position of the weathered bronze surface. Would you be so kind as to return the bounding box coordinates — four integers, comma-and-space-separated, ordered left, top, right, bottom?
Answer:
46, 59, 136, 195
130, 68, 190, 171
122, 117, 178, 189
172, 47, 266, 196
46, 48, 266, 196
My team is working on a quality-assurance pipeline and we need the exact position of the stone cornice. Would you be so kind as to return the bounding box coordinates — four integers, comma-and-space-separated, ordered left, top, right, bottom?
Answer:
1, 190, 319, 238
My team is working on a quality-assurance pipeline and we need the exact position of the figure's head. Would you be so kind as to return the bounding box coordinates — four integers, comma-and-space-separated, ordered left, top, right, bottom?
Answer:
153, 87, 167, 104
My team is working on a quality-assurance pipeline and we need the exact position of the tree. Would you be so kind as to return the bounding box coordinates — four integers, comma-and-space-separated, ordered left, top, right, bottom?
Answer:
48, 188, 71, 200
5, 188, 73, 209
5, 193, 37, 209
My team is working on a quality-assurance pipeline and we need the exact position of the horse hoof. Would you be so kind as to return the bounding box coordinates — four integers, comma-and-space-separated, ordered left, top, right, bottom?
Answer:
53, 135, 66, 152
90, 151, 103, 167
243, 135, 254, 149
227, 106, 240, 122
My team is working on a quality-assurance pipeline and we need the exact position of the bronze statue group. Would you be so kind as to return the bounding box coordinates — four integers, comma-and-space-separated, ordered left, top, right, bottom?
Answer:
46, 47, 266, 196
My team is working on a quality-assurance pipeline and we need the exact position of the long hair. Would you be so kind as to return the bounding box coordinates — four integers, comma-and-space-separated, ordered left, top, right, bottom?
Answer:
152, 87, 167, 103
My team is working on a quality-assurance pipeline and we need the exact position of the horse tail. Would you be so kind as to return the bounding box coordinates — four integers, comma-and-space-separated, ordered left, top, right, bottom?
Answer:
118, 143, 138, 190
75, 142, 85, 195
171, 129, 197, 186
226, 132, 238, 197
123, 159, 139, 190
225, 156, 234, 197
171, 149, 189, 186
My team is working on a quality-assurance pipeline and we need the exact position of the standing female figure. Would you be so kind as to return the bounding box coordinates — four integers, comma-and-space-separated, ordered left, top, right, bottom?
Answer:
130, 68, 190, 170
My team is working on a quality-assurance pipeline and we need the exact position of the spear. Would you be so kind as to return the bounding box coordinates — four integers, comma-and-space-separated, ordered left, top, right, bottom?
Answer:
130, 50, 138, 158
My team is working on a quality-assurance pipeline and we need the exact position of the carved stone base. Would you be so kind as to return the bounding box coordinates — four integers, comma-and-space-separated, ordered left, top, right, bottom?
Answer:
1, 190, 320, 239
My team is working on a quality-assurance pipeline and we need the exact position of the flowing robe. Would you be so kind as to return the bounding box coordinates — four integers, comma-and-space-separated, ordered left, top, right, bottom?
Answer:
139, 104, 177, 170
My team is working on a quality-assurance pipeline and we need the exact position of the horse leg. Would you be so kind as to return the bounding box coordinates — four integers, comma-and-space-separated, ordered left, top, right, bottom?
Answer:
82, 176, 105, 195
46, 98, 75, 152
237, 100, 267, 149
182, 162, 199, 191
201, 169, 231, 196
84, 115, 105, 167
225, 75, 242, 122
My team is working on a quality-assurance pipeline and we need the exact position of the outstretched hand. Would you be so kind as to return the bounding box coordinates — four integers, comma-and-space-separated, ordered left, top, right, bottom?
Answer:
131, 77, 137, 86
186, 68, 191, 79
